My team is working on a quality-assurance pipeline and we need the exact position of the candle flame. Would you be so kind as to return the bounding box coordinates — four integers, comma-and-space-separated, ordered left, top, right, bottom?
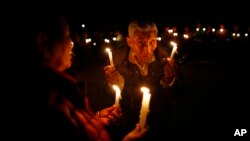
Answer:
170, 41, 177, 47
112, 85, 121, 93
106, 47, 111, 53
141, 87, 149, 94
169, 41, 178, 60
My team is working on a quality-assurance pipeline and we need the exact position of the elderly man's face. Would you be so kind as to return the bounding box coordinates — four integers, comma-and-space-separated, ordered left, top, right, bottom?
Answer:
127, 31, 157, 63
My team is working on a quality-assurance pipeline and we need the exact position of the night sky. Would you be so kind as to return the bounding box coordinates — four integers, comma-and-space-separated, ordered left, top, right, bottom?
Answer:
20, 1, 249, 33
65, 2, 249, 31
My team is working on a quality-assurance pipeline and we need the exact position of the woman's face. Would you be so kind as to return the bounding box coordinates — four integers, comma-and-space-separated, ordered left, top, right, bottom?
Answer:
50, 27, 74, 72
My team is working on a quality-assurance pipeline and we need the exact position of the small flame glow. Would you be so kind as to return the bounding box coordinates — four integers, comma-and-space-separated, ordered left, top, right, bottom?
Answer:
112, 85, 121, 94
106, 48, 111, 53
170, 41, 177, 47
141, 87, 149, 94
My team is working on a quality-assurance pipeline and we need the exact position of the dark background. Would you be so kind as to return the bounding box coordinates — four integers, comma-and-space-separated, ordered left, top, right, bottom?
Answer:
67, 1, 249, 33
12, 1, 249, 140
17, 0, 249, 32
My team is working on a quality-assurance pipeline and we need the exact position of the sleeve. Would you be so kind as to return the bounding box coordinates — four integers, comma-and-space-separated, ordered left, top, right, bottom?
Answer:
48, 104, 88, 141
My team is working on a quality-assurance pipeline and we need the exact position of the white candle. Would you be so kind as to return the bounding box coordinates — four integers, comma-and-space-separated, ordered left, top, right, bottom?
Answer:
105, 47, 114, 66
139, 87, 151, 128
170, 41, 177, 60
112, 85, 121, 106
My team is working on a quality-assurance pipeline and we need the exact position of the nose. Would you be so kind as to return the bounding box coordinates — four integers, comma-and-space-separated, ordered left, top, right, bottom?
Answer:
142, 44, 152, 55
147, 45, 153, 54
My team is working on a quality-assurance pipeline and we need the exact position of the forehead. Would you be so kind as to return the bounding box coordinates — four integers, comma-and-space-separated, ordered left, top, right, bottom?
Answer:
133, 31, 157, 39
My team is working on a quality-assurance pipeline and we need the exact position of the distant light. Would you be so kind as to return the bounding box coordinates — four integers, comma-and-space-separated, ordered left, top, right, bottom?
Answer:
219, 28, 224, 32
112, 37, 117, 41
156, 37, 161, 41
104, 38, 110, 43
232, 33, 236, 37
245, 33, 248, 37
183, 34, 189, 39
212, 28, 215, 32
85, 38, 92, 43
81, 24, 85, 28
202, 28, 206, 31
196, 28, 200, 31
93, 42, 96, 46
237, 33, 240, 37
173, 32, 178, 37
168, 29, 173, 34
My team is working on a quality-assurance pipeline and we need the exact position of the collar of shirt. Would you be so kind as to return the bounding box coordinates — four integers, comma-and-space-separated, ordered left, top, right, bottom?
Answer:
128, 49, 155, 76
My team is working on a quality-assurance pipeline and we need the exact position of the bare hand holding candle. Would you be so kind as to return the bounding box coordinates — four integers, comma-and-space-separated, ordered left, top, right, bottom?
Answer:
105, 47, 114, 67
169, 41, 177, 60
112, 85, 121, 106
139, 87, 151, 128
161, 41, 177, 86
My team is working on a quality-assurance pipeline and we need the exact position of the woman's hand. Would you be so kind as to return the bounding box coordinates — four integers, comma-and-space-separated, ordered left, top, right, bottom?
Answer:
96, 105, 122, 126
122, 124, 148, 141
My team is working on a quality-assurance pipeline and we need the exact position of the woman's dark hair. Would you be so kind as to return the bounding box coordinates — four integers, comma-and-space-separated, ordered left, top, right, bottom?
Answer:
28, 14, 69, 63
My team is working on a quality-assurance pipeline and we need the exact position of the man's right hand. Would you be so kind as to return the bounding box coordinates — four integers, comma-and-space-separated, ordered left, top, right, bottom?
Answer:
104, 65, 124, 89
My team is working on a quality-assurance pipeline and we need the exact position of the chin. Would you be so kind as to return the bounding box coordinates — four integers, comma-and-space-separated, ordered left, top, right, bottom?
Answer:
68, 63, 72, 68
65, 62, 72, 69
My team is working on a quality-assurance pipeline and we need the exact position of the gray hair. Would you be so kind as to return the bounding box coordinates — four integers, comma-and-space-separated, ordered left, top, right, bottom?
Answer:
128, 19, 158, 38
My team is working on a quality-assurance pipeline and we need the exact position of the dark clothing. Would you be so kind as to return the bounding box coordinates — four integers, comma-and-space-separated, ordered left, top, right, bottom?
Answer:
111, 45, 184, 140
30, 64, 106, 141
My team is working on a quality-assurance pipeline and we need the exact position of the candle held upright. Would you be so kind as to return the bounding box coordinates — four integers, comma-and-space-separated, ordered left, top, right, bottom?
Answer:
112, 85, 121, 106
169, 41, 177, 60
105, 47, 114, 66
139, 87, 151, 128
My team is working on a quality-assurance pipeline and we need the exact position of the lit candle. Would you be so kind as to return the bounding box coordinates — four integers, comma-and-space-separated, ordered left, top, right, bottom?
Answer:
112, 85, 121, 106
105, 47, 114, 67
170, 41, 177, 60
139, 87, 151, 128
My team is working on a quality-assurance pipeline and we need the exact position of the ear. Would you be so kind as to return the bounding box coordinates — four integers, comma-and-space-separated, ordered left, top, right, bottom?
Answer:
126, 37, 133, 48
154, 39, 158, 49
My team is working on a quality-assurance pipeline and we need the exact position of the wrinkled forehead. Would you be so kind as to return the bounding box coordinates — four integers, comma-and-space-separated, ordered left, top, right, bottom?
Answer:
133, 30, 157, 39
